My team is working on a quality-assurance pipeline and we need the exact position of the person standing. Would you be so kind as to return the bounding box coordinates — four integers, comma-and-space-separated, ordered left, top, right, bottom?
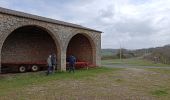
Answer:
47, 55, 52, 75
68, 55, 76, 73
51, 53, 57, 73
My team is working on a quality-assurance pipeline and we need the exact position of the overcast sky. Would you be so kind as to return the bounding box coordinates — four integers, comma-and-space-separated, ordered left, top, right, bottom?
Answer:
0, 0, 170, 49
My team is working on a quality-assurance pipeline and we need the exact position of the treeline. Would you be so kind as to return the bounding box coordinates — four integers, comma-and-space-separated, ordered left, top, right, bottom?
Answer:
102, 44, 170, 64
101, 49, 136, 60
143, 45, 170, 64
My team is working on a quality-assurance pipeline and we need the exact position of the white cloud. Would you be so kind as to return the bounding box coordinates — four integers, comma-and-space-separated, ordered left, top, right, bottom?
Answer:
0, 0, 170, 49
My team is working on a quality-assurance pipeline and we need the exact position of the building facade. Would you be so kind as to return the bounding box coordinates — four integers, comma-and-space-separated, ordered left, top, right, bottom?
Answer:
0, 7, 101, 72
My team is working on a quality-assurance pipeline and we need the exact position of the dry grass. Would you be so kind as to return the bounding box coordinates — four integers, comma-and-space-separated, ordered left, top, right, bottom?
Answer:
0, 67, 170, 100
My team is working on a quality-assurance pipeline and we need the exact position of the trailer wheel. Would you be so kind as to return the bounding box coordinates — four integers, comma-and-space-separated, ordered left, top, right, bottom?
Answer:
19, 65, 26, 73
31, 65, 39, 72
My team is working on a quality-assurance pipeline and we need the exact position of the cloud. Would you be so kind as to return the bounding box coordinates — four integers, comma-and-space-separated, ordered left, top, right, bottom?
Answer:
0, 0, 170, 49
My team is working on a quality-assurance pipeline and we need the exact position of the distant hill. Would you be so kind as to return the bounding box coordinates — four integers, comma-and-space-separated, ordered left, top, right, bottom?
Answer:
102, 44, 170, 64
143, 44, 170, 64
101, 48, 135, 59
102, 44, 170, 56
101, 49, 118, 56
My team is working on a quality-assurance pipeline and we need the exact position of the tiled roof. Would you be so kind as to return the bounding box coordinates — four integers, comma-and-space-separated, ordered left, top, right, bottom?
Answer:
0, 7, 102, 33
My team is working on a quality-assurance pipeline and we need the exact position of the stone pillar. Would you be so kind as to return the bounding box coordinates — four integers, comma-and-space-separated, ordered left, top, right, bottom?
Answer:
96, 49, 101, 67
57, 48, 66, 71
95, 34, 101, 67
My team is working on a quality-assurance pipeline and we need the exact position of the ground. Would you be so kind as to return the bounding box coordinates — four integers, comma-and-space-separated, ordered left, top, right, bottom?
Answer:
0, 58, 170, 100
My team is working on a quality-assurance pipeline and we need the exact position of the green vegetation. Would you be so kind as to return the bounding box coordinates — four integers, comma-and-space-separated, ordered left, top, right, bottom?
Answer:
102, 58, 170, 67
101, 49, 117, 56
102, 55, 118, 60
0, 66, 170, 99
102, 45, 170, 65
144, 45, 170, 65
101, 49, 135, 60
0, 67, 119, 96
115, 78, 124, 83
151, 89, 168, 96
145, 68, 170, 97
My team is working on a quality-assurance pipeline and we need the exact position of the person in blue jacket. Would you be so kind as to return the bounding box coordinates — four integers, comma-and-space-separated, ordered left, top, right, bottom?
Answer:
68, 55, 76, 73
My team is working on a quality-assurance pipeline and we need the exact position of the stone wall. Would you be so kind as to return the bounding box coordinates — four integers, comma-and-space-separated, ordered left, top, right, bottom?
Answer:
0, 12, 101, 72
66, 34, 93, 63
1, 26, 57, 63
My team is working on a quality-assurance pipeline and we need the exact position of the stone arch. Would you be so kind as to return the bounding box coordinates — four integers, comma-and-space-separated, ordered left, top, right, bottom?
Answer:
0, 23, 61, 52
65, 33, 96, 65
0, 24, 61, 71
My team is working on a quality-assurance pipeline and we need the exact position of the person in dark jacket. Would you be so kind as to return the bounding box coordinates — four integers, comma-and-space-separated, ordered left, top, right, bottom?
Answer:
68, 55, 76, 73
51, 53, 57, 73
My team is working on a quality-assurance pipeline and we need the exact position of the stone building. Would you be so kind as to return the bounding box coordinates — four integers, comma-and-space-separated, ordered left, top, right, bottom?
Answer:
0, 7, 102, 73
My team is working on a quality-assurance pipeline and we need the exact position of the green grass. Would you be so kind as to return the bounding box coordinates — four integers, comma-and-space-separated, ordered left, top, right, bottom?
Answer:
0, 67, 120, 96
102, 58, 170, 67
1, 66, 170, 99
146, 68, 170, 97
151, 89, 169, 96
115, 78, 124, 83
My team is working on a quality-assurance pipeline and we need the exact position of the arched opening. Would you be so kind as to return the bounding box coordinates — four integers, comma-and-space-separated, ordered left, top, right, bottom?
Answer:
1, 25, 58, 72
66, 34, 95, 68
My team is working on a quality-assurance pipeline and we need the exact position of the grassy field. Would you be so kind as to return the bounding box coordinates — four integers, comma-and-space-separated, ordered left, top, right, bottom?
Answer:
0, 66, 170, 100
0, 68, 115, 95
146, 68, 170, 97
102, 58, 170, 67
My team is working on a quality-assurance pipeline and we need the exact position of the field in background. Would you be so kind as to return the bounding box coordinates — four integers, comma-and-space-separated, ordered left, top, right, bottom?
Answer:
102, 58, 170, 67
102, 45, 170, 65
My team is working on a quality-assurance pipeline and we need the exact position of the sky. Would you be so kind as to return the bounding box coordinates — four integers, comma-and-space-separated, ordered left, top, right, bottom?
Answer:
0, 0, 170, 49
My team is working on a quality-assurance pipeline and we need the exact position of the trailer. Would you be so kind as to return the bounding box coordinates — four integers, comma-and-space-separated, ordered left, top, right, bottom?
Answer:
2, 61, 91, 73
2, 61, 47, 73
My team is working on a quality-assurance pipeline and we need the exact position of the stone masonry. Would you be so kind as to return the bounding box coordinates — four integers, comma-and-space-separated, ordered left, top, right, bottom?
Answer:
0, 7, 102, 72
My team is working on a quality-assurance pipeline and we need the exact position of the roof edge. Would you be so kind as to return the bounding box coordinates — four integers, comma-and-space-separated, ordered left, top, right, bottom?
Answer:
0, 7, 102, 33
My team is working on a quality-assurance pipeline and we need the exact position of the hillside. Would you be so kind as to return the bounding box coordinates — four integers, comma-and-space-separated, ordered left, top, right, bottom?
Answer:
101, 48, 135, 59
101, 49, 118, 56
102, 44, 170, 64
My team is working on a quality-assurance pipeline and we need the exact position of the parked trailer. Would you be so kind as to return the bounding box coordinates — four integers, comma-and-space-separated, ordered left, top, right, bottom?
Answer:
2, 61, 90, 73
2, 61, 47, 73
